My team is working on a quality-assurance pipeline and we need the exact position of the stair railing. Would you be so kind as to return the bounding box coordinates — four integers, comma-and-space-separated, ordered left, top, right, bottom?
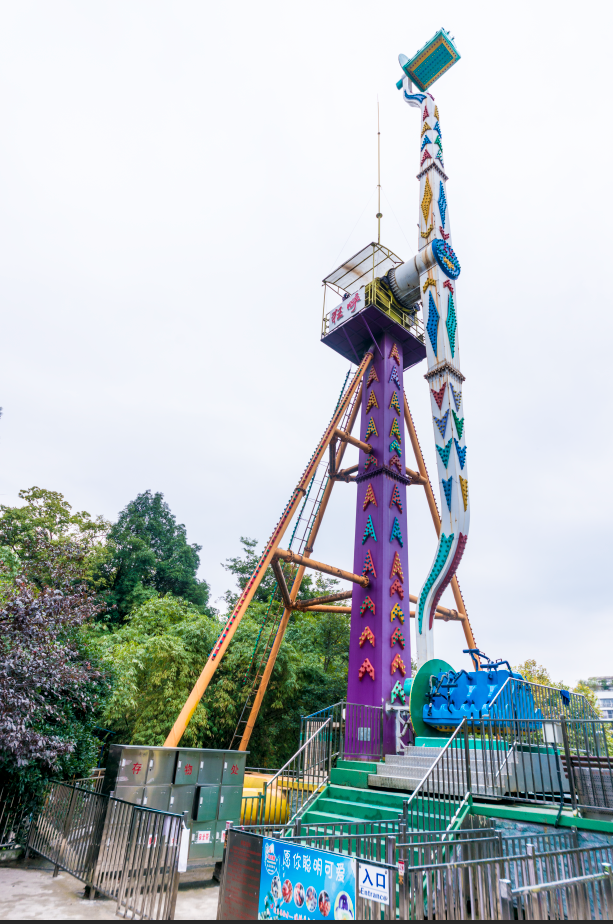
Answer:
403, 718, 472, 832
263, 716, 334, 827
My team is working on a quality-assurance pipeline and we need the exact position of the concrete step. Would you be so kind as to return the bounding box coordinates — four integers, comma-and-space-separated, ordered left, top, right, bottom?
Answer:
327, 784, 407, 811
385, 747, 444, 762
315, 797, 399, 822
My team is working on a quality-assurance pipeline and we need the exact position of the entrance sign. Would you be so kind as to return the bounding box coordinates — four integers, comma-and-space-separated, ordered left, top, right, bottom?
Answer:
258, 837, 356, 920
358, 862, 389, 905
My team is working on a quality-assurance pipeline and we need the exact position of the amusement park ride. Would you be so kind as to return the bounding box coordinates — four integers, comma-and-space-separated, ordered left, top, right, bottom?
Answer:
163, 31, 526, 756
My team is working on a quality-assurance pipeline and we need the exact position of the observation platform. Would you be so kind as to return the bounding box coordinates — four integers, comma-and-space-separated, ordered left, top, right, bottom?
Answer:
321, 243, 427, 371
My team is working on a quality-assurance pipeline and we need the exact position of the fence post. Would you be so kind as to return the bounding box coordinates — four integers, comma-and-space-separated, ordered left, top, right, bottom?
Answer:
498, 878, 513, 920
355, 859, 364, 920
560, 717, 578, 814
463, 719, 472, 795
54, 785, 79, 878
166, 820, 185, 921
386, 835, 396, 921
398, 822, 407, 920
603, 863, 613, 919
525, 843, 546, 919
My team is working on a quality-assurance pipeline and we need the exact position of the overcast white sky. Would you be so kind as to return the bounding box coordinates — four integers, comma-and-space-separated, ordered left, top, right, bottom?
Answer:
0, 2, 611, 686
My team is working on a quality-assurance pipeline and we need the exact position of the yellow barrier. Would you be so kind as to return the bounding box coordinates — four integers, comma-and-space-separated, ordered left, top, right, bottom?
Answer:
240, 787, 290, 825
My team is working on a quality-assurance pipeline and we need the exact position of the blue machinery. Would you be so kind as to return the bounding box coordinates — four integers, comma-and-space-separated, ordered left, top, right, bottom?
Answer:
393, 650, 571, 737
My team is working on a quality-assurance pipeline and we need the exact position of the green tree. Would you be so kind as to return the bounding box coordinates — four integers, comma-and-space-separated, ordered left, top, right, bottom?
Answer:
91, 594, 344, 765
513, 659, 561, 687
95, 491, 213, 621
514, 658, 604, 716
0, 487, 108, 587
90, 595, 219, 744
0, 541, 110, 804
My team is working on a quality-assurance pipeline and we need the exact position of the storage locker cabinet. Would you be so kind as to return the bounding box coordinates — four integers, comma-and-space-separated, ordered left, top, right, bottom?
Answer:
142, 785, 171, 811
189, 820, 216, 859
174, 751, 200, 785
217, 785, 242, 820
114, 785, 144, 805
195, 785, 220, 821
197, 753, 224, 786
221, 752, 247, 785
169, 785, 196, 816
145, 749, 177, 786
116, 748, 149, 787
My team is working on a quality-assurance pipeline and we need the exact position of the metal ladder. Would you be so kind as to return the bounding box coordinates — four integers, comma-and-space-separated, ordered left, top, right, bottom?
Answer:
228, 370, 359, 750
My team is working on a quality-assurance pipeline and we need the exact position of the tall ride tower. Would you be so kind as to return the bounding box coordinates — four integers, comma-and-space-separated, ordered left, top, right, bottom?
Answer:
164, 31, 473, 756
320, 29, 466, 749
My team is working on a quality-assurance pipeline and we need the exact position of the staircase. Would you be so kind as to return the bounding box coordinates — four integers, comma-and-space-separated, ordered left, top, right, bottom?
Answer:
301, 760, 415, 826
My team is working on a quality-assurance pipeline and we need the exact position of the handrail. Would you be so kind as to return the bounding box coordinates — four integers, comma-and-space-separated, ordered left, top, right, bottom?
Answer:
403, 718, 470, 832
265, 716, 332, 791
301, 701, 343, 723
488, 676, 597, 720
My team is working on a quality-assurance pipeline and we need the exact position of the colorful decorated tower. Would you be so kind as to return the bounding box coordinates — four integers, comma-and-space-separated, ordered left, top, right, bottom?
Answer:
393, 31, 469, 667
345, 334, 412, 754
320, 29, 466, 750
162, 31, 471, 757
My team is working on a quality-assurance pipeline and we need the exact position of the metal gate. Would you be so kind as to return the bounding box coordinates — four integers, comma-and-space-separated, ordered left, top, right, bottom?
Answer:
26, 782, 183, 920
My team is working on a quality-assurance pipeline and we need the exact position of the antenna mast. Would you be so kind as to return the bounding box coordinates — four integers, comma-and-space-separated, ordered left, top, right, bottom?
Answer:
376, 101, 382, 244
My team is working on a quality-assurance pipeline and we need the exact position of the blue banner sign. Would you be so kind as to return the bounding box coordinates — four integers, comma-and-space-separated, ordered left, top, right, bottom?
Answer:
258, 837, 356, 920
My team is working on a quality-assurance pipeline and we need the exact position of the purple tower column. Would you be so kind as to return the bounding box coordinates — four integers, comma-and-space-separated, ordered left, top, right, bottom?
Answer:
346, 332, 411, 758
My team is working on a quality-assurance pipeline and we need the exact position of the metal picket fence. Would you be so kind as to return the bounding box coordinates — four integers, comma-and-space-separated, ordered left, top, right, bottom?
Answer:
500, 863, 613, 920
0, 787, 35, 852
397, 842, 613, 920
26, 782, 183, 920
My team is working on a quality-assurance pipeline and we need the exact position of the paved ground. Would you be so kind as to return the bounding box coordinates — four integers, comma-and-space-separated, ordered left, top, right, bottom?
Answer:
0, 857, 220, 920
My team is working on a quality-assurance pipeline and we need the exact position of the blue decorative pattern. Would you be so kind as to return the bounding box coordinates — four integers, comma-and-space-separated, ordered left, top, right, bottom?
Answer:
438, 182, 448, 228
426, 291, 439, 354
432, 239, 461, 280
421, 134, 431, 151
454, 438, 467, 469
436, 438, 453, 467
389, 438, 402, 457
442, 476, 453, 510
362, 514, 377, 544
389, 366, 401, 389
450, 382, 462, 411
404, 91, 427, 105
417, 532, 454, 632
446, 293, 457, 356
433, 408, 449, 438
390, 517, 404, 547
434, 120, 442, 137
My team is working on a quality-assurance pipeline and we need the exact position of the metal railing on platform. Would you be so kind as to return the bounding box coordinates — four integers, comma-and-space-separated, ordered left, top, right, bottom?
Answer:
488, 677, 597, 723
299, 700, 384, 763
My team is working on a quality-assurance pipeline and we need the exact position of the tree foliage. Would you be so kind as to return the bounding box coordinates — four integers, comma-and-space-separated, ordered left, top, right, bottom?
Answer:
94, 490, 213, 621
0, 541, 109, 794
0, 487, 108, 587
93, 537, 352, 766
514, 658, 602, 716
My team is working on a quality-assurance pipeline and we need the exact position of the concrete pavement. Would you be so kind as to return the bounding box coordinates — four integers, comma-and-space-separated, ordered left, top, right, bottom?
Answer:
0, 857, 220, 920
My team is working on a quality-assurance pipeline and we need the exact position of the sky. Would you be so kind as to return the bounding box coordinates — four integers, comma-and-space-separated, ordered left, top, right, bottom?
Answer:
0, 1, 611, 687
